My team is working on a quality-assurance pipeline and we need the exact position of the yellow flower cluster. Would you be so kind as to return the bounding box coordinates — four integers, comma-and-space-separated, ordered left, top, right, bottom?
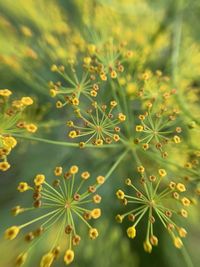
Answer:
116, 166, 191, 253
5, 164, 104, 266
0, 90, 37, 171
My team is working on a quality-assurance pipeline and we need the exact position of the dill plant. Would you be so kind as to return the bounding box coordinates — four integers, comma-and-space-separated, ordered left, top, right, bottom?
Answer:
0, 1, 200, 267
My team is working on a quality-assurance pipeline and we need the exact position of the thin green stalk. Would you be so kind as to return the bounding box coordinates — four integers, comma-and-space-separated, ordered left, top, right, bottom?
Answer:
13, 133, 122, 148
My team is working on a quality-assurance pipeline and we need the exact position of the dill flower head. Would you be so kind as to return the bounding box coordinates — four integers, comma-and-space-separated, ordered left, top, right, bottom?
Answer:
5, 164, 104, 266
0, 90, 36, 171
135, 87, 181, 157
183, 150, 200, 182
49, 63, 98, 107
67, 100, 125, 146
116, 166, 190, 252
85, 38, 127, 80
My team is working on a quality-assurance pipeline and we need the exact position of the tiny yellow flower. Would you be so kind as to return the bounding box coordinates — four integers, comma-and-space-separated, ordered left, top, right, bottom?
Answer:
91, 208, 101, 219
93, 194, 102, 204
116, 189, 125, 200
95, 139, 103, 146
173, 135, 181, 144
17, 182, 30, 192
21, 97, 34, 106
54, 166, 63, 176
115, 214, 124, 223
100, 73, 107, 81
125, 178, 132, 185
51, 64, 58, 72
71, 97, 79, 106
83, 57, 92, 65
136, 125, 144, 132
70, 165, 79, 174
158, 169, 167, 177
113, 134, 120, 142
89, 228, 99, 240
3, 136, 17, 149
178, 227, 187, 238
88, 44, 96, 54
4, 226, 20, 240
68, 130, 77, 138
127, 226, 136, 239
110, 70, 117, 79
64, 249, 74, 265
40, 252, 54, 267
110, 100, 117, 107
67, 121, 74, 127
25, 123, 38, 133
150, 235, 158, 246
12, 100, 24, 109
15, 252, 28, 267
34, 174, 45, 186
49, 89, 58, 97
81, 171, 90, 180
0, 161, 10, 171
118, 113, 126, 122
142, 143, 149, 150
0, 89, 12, 97
96, 175, 105, 184
169, 181, 176, 190
143, 240, 152, 253
176, 183, 186, 192
56, 101, 63, 108
181, 197, 190, 207
180, 209, 188, 218
90, 90, 97, 97
11, 205, 24, 216
137, 165, 145, 173
173, 237, 183, 249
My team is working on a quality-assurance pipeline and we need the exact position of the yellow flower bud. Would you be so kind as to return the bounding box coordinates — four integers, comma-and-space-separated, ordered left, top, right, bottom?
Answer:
40, 252, 54, 267
17, 182, 30, 192
158, 169, 167, 177
15, 252, 28, 267
0, 161, 10, 171
70, 165, 78, 174
176, 183, 186, 192
34, 174, 45, 186
136, 125, 144, 132
21, 97, 34, 106
116, 189, 125, 200
89, 228, 99, 240
143, 240, 152, 253
64, 249, 74, 265
4, 226, 20, 240
0, 89, 12, 97
127, 226, 136, 239
173, 237, 183, 249
91, 208, 101, 219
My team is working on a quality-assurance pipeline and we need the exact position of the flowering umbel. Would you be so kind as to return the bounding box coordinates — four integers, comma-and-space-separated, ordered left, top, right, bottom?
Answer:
67, 100, 125, 146
5, 165, 104, 266
116, 166, 190, 252
0, 90, 37, 171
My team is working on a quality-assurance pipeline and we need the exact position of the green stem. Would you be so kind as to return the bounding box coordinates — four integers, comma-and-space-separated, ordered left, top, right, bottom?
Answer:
171, 1, 200, 125
181, 245, 194, 267
13, 133, 122, 149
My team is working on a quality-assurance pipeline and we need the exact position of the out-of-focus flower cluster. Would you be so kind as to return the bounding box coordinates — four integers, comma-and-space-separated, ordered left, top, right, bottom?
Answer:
0, 89, 37, 171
